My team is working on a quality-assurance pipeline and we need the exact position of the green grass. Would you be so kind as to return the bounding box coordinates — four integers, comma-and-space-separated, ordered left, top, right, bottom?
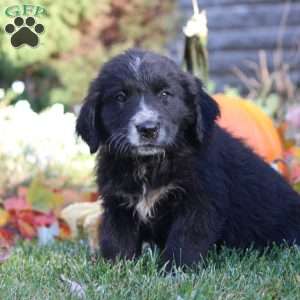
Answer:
1, 241, 300, 299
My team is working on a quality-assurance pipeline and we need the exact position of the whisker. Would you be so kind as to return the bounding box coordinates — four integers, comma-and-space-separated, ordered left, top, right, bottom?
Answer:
103, 127, 131, 157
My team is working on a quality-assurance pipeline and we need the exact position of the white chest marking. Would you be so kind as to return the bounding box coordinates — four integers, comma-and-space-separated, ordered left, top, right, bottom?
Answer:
135, 184, 175, 222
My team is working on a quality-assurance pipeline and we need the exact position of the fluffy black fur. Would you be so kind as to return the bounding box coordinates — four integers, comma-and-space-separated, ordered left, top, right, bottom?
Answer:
76, 49, 300, 269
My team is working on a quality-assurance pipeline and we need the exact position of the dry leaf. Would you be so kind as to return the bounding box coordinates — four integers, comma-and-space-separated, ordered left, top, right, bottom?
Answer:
60, 274, 86, 299
0, 235, 13, 263
83, 210, 102, 253
17, 219, 36, 239
0, 208, 10, 227
4, 196, 31, 211
27, 178, 64, 213
58, 219, 71, 240
60, 200, 103, 238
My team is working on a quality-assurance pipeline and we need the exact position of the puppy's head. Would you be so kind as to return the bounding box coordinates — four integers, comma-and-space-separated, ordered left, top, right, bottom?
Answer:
76, 49, 220, 156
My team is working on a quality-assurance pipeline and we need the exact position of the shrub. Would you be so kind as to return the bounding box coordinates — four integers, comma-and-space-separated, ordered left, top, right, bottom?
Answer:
0, 100, 95, 195
0, 0, 175, 111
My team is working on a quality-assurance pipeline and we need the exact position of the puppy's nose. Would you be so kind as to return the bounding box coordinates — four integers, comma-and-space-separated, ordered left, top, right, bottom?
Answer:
136, 121, 160, 140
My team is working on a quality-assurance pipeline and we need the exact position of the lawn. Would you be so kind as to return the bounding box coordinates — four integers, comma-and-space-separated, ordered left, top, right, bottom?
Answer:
1, 242, 300, 299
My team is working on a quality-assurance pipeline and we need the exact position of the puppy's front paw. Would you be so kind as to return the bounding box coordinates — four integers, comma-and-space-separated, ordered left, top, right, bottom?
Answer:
100, 238, 119, 261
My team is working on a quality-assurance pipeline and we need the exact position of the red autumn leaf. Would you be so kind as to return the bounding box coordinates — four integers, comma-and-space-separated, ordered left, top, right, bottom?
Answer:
15, 211, 35, 224
10, 211, 37, 239
0, 232, 13, 263
0, 228, 15, 246
16, 210, 56, 227
58, 219, 71, 240
10, 210, 57, 239
89, 192, 100, 202
33, 212, 56, 227
0, 245, 13, 263
4, 196, 31, 212
17, 219, 36, 239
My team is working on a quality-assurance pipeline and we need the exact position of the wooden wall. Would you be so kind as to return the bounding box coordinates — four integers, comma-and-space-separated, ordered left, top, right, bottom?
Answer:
178, 0, 300, 91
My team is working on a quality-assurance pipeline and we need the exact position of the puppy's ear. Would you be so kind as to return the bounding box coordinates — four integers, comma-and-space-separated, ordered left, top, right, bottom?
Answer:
76, 89, 101, 154
187, 76, 220, 141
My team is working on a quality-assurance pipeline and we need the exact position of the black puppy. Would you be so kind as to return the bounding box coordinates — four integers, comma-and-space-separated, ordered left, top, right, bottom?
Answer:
76, 49, 300, 268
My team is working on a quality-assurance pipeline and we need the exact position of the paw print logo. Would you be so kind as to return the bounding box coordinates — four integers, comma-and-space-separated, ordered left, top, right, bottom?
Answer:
5, 16, 44, 48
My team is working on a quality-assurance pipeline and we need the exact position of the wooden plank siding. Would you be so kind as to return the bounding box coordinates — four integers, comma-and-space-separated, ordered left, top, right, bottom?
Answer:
177, 0, 300, 91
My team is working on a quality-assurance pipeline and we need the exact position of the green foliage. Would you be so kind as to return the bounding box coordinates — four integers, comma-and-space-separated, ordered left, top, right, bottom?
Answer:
0, 0, 95, 68
0, 0, 175, 111
255, 94, 281, 118
223, 86, 281, 118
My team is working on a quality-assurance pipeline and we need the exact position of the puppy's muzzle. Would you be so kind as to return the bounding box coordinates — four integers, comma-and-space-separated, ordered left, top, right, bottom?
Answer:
136, 121, 160, 141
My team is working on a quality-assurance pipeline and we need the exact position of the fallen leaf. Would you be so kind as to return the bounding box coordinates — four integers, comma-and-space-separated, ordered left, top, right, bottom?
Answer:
60, 274, 86, 299
83, 192, 100, 202
52, 192, 64, 209
0, 228, 15, 245
34, 212, 56, 227
0, 227, 14, 263
27, 177, 63, 213
60, 200, 103, 238
58, 219, 71, 240
4, 196, 30, 211
0, 208, 10, 227
83, 210, 102, 253
17, 219, 36, 239
0, 242, 12, 263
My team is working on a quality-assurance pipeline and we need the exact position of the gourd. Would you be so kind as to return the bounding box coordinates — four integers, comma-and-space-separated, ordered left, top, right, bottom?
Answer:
214, 94, 284, 165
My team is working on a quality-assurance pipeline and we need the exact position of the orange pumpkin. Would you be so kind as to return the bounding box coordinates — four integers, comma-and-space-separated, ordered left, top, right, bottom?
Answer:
213, 94, 284, 167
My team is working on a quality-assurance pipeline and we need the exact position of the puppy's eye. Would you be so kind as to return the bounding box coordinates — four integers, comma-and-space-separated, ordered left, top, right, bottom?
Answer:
159, 90, 171, 98
115, 91, 127, 103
